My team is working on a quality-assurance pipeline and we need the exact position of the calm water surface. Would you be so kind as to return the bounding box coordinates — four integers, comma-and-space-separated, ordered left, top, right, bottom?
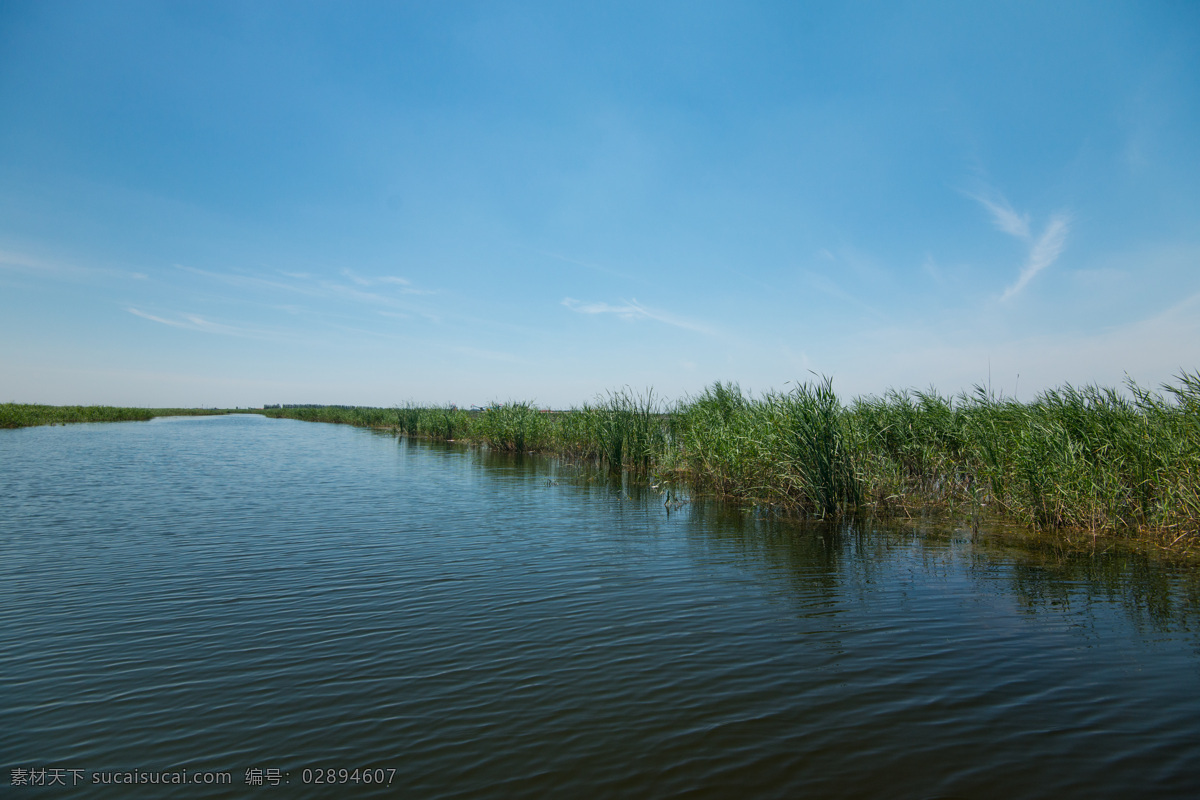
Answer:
2, 414, 1199, 798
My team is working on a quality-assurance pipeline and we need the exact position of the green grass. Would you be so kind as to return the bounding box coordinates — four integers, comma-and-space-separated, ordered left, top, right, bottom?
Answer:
258, 405, 406, 428
0, 404, 244, 428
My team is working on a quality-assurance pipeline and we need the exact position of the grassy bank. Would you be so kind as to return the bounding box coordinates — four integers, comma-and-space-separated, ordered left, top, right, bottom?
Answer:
0, 404, 244, 428
263, 374, 1200, 544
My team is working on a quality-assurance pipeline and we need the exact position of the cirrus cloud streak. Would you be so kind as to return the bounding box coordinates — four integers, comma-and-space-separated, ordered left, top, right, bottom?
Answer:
561, 297, 714, 335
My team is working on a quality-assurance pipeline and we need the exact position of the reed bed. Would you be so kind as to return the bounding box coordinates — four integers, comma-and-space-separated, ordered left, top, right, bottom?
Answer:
848, 377, 1200, 536
0, 404, 239, 428
74, 372, 1189, 543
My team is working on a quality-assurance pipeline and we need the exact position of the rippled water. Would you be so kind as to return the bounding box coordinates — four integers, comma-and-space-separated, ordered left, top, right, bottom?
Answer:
3, 414, 1199, 798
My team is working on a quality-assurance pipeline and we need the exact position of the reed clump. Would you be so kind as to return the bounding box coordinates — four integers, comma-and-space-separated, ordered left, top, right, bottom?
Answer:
850, 376, 1200, 538
559, 388, 671, 473
415, 406, 470, 441
470, 402, 556, 452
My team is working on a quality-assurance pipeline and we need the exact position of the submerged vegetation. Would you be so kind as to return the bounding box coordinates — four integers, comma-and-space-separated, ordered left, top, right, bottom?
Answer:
0, 405, 242, 428
261, 373, 1200, 545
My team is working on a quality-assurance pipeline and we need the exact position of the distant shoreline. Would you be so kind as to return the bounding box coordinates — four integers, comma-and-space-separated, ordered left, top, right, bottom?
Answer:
0, 405, 252, 428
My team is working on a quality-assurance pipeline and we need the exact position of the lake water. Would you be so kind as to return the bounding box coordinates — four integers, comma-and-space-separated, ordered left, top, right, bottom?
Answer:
3, 413, 1199, 798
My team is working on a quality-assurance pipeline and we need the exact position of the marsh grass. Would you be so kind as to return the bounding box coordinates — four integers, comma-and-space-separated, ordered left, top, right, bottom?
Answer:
416, 406, 470, 441
470, 402, 555, 452
246, 372, 1200, 542
0, 404, 239, 428
850, 376, 1200, 540
569, 388, 670, 472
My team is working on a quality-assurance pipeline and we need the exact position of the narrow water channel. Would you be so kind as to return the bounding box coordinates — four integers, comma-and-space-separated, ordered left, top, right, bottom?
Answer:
2, 414, 1198, 798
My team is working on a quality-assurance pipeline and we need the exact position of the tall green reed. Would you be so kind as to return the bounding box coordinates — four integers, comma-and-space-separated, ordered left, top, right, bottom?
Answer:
252, 371, 1200, 539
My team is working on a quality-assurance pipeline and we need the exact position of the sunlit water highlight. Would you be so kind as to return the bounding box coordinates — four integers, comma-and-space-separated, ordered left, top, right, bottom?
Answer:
2, 414, 1199, 798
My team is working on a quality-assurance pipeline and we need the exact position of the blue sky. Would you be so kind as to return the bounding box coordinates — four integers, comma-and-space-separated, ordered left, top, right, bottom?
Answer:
2, 1, 1198, 408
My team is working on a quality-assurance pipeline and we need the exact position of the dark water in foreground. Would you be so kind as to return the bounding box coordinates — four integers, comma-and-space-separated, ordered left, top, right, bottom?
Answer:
2, 414, 1199, 798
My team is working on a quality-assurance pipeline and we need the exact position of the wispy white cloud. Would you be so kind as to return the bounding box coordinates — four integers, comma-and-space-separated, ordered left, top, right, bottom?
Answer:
340, 268, 372, 286
178, 264, 304, 295
965, 190, 1071, 300
127, 307, 272, 339
318, 280, 402, 306
313, 281, 441, 320
561, 297, 714, 334
1001, 214, 1070, 301
339, 268, 430, 294
180, 265, 436, 307
127, 308, 188, 328
1, 250, 147, 281
801, 269, 884, 317
967, 192, 1031, 239
175, 266, 463, 331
